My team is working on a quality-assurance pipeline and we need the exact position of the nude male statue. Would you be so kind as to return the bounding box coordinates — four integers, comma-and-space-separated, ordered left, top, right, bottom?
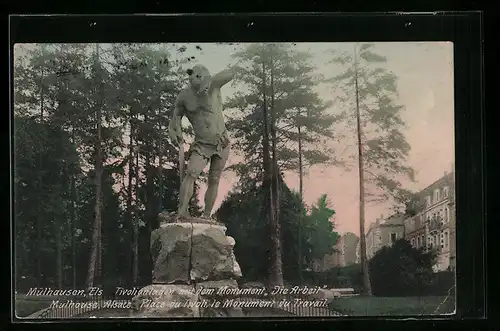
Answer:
168, 64, 235, 219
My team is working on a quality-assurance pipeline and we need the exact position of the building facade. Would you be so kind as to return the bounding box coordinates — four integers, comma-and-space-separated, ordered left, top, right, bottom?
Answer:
404, 213, 426, 249
354, 214, 405, 263
404, 171, 455, 272
366, 214, 405, 259
448, 175, 456, 269
338, 232, 359, 267
312, 240, 343, 272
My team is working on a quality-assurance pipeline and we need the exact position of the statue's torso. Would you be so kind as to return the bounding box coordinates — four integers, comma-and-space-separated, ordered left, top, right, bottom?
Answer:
181, 87, 227, 145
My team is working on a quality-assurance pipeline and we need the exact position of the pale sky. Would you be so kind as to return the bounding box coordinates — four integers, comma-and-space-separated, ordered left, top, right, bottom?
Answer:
184, 42, 454, 235
14, 42, 455, 236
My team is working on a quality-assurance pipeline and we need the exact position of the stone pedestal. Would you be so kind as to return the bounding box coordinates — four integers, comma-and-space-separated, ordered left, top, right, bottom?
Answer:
131, 216, 243, 317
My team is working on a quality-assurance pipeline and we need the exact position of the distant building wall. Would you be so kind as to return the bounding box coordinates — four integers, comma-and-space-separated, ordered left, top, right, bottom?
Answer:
366, 214, 405, 260
312, 239, 343, 272
340, 232, 359, 266
403, 170, 455, 272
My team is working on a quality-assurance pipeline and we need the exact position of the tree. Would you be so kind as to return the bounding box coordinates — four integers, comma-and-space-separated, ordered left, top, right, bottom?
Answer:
225, 43, 340, 286
109, 43, 201, 284
14, 116, 80, 289
403, 192, 425, 217
368, 239, 437, 296
226, 43, 339, 180
12, 43, 219, 293
215, 175, 339, 283
305, 194, 339, 262
14, 44, 97, 289
328, 43, 415, 295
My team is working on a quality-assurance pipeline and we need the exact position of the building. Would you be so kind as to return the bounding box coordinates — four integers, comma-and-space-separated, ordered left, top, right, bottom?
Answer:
404, 213, 426, 250
312, 240, 343, 272
354, 213, 405, 263
448, 172, 456, 269
404, 170, 455, 272
366, 213, 405, 259
313, 232, 361, 271
338, 232, 359, 267
355, 241, 360, 264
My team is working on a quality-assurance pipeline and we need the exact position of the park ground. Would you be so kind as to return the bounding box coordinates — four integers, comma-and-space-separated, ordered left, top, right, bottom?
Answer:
15, 294, 455, 318
328, 295, 455, 316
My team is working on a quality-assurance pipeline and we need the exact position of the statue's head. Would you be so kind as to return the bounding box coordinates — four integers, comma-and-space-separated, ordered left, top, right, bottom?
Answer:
187, 64, 211, 95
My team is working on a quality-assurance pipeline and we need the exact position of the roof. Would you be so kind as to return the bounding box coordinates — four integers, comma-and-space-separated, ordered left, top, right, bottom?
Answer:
418, 172, 454, 196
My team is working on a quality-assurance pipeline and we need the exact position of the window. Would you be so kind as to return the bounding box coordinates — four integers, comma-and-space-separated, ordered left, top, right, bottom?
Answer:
444, 231, 449, 248
445, 208, 449, 223
444, 187, 449, 198
411, 238, 415, 247
434, 189, 440, 203
426, 196, 431, 207
390, 233, 397, 244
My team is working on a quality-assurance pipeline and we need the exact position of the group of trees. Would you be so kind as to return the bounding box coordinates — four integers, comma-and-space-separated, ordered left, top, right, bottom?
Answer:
14, 43, 202, 290
311, 239, 454, 297
14, 42, 415, 294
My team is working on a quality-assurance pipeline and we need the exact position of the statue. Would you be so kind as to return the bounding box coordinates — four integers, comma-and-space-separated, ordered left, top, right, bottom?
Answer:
168, 64, 235, 220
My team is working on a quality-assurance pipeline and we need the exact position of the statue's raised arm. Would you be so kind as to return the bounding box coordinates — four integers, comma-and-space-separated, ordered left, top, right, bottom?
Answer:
210, 67, 235, 89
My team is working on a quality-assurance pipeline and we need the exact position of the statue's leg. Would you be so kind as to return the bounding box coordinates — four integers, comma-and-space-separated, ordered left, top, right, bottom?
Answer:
178, 151, 207, 218
203, 146, 229, 218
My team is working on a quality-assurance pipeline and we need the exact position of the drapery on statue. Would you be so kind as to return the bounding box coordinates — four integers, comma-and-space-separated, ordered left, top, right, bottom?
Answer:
168, 64, 235, 220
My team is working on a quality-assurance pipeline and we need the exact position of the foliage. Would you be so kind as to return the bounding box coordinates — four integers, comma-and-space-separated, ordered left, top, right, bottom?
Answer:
305, 194, 339, 260
13, 43, 204, 290
225, 43, 340, 180
403, 191, 426, 217
328, 43, 415, 207
215, 177, 339, 283
368, 239, 438, 296
14, 116, 81, 289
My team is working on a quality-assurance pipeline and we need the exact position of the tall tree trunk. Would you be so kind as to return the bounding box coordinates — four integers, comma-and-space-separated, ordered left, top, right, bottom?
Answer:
144, 113, 155, 234
55, 65, 65, 289
142, 113, 155, 284
126, 117, 135, 283
97, 184, 103, 286
132, 149, 140, 285
36, 66, 45, 287
297, 108, 303, 281
269, 51, 283, 286
354, 44, 372, 296
86, 44, 104, 289
261, 58, 275, 287
157, 131, 164, 224
70, 174, 77, 288
55, 195, 63, 288
56, 221, 63, 288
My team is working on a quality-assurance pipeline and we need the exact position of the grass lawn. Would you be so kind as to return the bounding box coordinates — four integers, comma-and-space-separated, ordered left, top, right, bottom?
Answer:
15, 295, 56, 317
328, 295, 455, 316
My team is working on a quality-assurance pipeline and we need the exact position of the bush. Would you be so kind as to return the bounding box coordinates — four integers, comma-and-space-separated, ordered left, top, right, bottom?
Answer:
368, 239, 455, 297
